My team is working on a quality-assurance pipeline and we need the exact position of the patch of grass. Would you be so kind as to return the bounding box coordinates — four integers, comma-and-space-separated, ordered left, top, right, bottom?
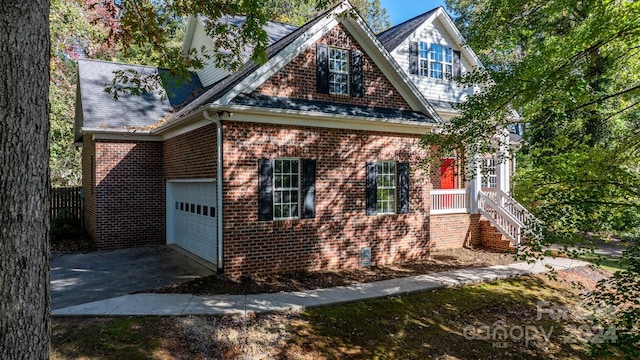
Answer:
289, 277, 594, 359
51, 317, 171, 360
577, 254, 627, 273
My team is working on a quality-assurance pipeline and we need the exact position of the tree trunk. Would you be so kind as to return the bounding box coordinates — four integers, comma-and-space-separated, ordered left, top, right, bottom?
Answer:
0, 2, 51, 359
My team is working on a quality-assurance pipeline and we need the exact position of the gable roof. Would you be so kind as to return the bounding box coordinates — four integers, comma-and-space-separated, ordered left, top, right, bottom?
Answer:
182, 15, 298, 58
76, 1, 443, 139
378, 6, 483, 70
377, 7, 440, 51
156, 1, 441, 132
162, 4, 334, 123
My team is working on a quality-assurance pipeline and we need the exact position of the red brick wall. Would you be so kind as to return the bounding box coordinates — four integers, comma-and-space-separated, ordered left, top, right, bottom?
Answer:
255, 23, 411, 109
93, 140, 165, 249
82, 136, 97, 242
429, 214, 481, 250
163, 124, 217, 179
479, 218, 515, 253
221, 121, 431, 276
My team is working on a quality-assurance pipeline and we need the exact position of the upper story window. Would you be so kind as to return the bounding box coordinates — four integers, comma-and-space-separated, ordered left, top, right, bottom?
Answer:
329, 47, 349, 95
428, 43, 452, 80
419, 42, 429, 77
410, 41, 460, 81
317, 44, 363, 98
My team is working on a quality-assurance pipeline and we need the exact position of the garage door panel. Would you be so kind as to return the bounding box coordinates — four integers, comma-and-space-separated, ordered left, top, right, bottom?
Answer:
169, 182, 217, 265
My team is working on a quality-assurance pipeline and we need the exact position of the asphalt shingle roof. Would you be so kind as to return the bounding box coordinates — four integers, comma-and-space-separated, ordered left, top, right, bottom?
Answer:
76, 59, 203, 132
378, 7, 439, 51
230, 93, 438, 125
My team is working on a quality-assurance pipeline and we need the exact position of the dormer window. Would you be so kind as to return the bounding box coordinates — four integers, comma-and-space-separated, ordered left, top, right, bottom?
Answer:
410, 41, 461, 81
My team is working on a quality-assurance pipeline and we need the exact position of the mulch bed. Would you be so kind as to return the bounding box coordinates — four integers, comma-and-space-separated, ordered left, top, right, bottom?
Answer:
146, 248, 515, 296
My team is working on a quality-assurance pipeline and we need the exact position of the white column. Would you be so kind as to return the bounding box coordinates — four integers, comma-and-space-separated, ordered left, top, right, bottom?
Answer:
468, 154, 482, 214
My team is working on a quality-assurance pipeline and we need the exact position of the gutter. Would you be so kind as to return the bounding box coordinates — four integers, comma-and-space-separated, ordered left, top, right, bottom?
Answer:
82, 127, 153, 135
202, 110, 226, 274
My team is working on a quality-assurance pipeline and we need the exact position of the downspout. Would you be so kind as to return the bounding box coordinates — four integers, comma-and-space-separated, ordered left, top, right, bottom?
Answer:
203, 110, 225, 273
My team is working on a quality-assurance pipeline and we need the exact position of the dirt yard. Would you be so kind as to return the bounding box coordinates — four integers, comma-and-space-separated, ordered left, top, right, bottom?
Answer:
144, 248, 516, 295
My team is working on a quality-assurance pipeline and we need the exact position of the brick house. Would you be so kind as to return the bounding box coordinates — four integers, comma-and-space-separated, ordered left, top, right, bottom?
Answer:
74, 2, 534, 276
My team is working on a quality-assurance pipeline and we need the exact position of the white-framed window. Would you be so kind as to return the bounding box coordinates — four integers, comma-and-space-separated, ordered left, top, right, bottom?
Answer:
419, 42, 429, 77
329, 47, 349, 95
420, 43, 453, 80
274, 158, 300, 220
376, 161, 396, 214
480, 158, 497, 188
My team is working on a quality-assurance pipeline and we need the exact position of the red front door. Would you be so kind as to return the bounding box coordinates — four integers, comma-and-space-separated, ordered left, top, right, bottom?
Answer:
440, 158, 455, 189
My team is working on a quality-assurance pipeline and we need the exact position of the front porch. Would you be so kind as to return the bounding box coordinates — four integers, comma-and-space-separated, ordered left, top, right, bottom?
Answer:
429, 153, 540, 252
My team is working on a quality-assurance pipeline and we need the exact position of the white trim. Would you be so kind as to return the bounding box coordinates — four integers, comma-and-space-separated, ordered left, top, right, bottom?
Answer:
161, 118, 211, 140
181, 15, 198, 56
90, 133, 162, 142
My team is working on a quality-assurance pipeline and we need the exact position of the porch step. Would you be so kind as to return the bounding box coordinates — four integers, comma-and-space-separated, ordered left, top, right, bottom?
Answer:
479, 218, 516, 253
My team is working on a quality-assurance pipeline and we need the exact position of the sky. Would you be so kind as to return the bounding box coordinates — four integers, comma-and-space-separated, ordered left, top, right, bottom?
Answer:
380, 0, 446, 26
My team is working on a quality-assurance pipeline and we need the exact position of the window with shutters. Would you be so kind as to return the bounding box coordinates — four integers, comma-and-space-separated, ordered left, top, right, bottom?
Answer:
366, 161, 409, 216
376, 161, 396, 214
415, 42, 456, 80
259, 158, 315, 221
329, 47, 349, 95
274, 158, 300, 220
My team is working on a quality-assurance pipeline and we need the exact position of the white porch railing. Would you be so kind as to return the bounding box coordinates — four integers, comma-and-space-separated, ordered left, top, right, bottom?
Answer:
431, 188, 470, 215
478, 191, 523, 247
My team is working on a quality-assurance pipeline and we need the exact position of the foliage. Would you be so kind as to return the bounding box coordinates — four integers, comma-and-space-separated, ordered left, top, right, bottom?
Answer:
586, 240, 640, 357
438, 0, 640, 355
434, 0, 640, 234
50, 209, 84, 240
259, 0, 390, 32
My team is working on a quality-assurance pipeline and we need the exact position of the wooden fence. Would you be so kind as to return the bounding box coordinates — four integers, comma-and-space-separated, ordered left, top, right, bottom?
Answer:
51, 186, 83, 223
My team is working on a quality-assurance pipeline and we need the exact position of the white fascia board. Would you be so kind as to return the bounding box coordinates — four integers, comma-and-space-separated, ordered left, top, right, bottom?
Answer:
340, 15, 442, 123
161, 118, 213, 140
215, 18, 341, 105
181, 16, 198, 56
214, 104, 436, 135
435, 9, 484, 69
83, 128, 161, 142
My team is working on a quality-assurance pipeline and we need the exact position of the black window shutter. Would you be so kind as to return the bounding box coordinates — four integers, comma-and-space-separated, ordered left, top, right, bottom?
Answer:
258, 159, 273, 221
366, 162, 377, 216
351, 50, 364, 98
409, 41, 419, 75
301, 159, 316, 219
398, 162, 410, 214
453, 50, 461, 78
317, 44, 329, 94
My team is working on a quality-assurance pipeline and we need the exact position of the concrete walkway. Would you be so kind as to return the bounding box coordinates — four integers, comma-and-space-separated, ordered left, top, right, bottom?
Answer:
52, 257, 589, 316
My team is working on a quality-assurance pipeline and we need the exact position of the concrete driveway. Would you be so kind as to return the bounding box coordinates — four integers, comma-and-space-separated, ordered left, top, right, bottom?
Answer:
51, 246, 214, 310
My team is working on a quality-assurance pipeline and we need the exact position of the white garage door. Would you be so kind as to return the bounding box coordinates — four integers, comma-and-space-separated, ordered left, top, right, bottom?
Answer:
167, 181, 217, 265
